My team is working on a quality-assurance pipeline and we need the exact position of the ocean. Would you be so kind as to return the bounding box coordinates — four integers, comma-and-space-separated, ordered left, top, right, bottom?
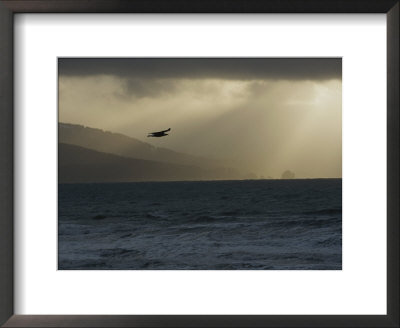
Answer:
58, 179, 342, 270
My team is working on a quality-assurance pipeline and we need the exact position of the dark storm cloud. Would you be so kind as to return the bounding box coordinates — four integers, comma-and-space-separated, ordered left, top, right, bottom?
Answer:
59, 58, 341, 81
121, 78, 179, 98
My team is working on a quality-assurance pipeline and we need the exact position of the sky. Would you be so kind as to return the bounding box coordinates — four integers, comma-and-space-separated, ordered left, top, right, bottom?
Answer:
58, 58, 342, 179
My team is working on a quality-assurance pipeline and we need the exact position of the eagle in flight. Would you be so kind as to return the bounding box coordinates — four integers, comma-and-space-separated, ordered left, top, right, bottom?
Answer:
147, 128, 171, 138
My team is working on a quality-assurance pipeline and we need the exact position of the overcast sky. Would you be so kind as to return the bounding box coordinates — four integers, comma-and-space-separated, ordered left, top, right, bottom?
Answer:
59, 58, 342, 178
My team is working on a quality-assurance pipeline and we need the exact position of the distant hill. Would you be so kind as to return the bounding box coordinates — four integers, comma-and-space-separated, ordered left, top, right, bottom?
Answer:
59, 143, 239, 183
59, 122, 224, 169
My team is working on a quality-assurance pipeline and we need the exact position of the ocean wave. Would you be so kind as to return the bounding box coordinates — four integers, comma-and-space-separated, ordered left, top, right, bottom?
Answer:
100, 247, 140, 258
145, 212, 169, 219
315, 236, 342, 246
191, 215, 220, 223
219, 210, 241, 216
267, 217, 341, 229
92, 214, 107, 220
59, 179, 342, 270
303, 208, 342, 216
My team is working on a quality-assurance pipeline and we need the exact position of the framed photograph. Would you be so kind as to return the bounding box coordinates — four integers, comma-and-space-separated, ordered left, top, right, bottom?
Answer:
0, 1, 398, 327
57, 57, 343, 271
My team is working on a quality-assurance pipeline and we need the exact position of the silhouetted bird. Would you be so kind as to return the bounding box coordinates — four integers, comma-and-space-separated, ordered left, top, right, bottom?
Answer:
147, 128, 171, 138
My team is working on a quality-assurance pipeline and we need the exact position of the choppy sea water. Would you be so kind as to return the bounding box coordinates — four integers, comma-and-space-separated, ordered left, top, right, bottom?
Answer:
58, 179, 342, 270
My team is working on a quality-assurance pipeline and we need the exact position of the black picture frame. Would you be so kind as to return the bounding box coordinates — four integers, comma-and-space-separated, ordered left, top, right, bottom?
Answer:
0, 1, 398, 327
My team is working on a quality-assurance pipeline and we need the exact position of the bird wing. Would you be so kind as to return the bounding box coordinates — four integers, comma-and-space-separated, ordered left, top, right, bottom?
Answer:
149, 129, 169, 134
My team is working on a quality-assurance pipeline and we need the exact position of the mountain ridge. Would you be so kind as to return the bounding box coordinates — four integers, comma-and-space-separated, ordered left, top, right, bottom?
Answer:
59, 143, 240, 183
59, 122, 227, 169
